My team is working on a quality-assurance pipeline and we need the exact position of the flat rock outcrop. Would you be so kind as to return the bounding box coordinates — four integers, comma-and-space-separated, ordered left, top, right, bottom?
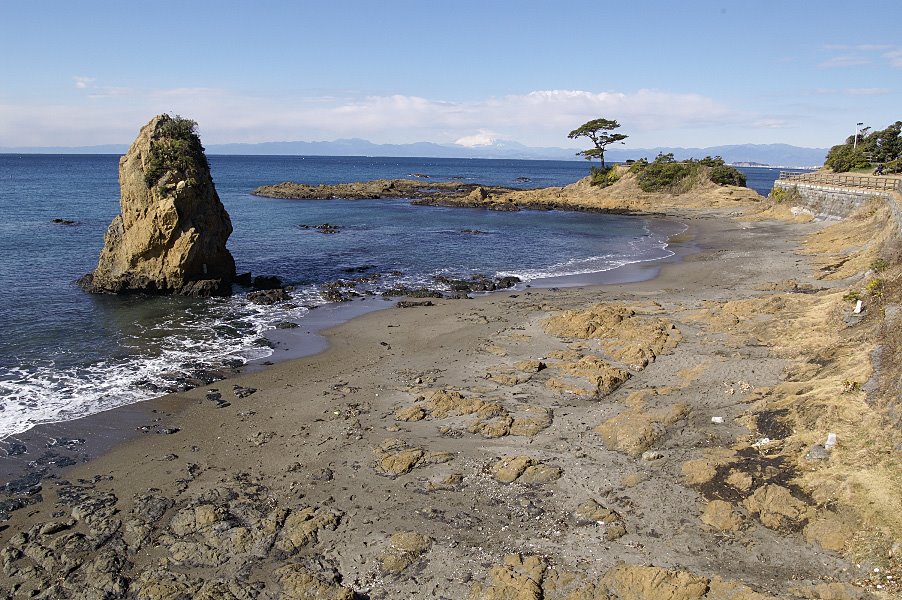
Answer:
80, 115, 235, 297
253, 179, 518, 201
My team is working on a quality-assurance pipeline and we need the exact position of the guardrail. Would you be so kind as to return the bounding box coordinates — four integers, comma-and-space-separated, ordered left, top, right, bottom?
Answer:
778, 171, 902, 193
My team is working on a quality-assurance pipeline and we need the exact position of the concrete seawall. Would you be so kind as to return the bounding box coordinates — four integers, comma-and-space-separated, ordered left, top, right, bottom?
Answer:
772, 179, 896, 221
889, 190, 902, 230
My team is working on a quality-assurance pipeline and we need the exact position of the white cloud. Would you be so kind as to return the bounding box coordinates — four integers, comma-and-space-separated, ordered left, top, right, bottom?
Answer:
884, 49, 902, 68
824, 44, 892, 51
813, 87, 891, 96
818, 45, 902, 69
818, 55, 871, 69
73, 76, 95, 89
0, 87, 750, 148
752, 118, 788, 129
845, 87, 891, 96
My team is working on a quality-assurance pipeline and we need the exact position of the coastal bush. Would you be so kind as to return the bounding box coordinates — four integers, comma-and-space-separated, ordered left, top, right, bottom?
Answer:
769, 186, 802, 205
635, 153, 694, 193
866, 277, 884, 297
144, 115, 209, 188
627, 158, 648, 174
704, 161, 747, 187
589, 165, 619, 187
871, 257, 889, 273
633, 154, 745, 193
883, 158, 902, 174
825, 144, 871, 173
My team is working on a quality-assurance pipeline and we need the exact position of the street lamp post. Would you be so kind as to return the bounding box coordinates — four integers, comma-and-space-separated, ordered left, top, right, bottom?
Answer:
854, 122, 864, 149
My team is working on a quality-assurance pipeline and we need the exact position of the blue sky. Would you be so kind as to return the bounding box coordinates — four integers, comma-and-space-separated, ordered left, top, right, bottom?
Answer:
1, 1, 900, 149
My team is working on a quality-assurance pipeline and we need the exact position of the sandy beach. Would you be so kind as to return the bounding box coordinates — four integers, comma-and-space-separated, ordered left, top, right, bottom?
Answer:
1, 189, 900, 599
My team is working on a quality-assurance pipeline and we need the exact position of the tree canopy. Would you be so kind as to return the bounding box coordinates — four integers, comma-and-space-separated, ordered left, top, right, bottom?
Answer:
825, 120, 902, 173
568, 118, 628, 169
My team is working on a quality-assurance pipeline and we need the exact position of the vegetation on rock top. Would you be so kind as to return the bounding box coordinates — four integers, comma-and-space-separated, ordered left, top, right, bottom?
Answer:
143, 114, 210, 188
631, 153, 747, 193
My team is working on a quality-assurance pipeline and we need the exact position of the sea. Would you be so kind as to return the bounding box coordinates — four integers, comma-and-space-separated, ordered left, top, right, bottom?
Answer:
0, 156, 782, 439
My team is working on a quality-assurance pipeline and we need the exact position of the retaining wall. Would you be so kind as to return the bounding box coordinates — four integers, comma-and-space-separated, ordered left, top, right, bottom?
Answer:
772, 180, 895, 221
888, 191, 902, 231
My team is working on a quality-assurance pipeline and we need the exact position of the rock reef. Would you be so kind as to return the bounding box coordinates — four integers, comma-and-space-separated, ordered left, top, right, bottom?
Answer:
80, 115, 235, 297
253, 178, 518, 202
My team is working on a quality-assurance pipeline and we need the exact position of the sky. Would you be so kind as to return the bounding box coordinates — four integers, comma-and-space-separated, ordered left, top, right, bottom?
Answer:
1, 0, 900, 150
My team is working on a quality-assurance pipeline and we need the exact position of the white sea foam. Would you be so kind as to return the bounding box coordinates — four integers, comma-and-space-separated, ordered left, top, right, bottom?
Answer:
0, 222, 686, 439
0, 296, 309, 438
497, 225, 678, 282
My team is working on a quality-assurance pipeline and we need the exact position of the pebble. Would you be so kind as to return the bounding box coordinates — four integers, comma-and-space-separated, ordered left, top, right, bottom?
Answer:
233, 385, 257, 398
641, 450, 664, 461
805, 444, 829, 461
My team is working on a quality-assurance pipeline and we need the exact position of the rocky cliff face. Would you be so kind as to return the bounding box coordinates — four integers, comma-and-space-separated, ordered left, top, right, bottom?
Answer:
80, 115, 236, 297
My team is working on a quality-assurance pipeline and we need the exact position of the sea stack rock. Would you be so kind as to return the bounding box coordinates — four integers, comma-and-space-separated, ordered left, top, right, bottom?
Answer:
80, 115, 236, 297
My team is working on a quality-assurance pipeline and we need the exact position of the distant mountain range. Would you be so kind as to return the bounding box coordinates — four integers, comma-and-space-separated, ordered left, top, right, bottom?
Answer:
0, 138, 829, 168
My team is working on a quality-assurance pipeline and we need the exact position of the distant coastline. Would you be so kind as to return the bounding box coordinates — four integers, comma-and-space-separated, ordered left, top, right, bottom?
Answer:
0, 140, 829, 168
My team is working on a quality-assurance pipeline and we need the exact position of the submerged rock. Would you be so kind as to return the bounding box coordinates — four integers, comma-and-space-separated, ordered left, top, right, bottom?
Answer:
299, 223, 342, 234
80, 115, 236, 297
247, 288, 289, 305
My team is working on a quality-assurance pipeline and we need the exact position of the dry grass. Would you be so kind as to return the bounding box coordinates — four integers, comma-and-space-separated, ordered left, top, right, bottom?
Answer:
686, 202, 902, 574
803, 200, 897, 280
767, 205, 902, 567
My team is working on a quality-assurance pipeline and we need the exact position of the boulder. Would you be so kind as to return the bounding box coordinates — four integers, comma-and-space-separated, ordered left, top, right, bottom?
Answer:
80, 115, 235, 297
251, 275, 282, 290
246, 288, 289, 305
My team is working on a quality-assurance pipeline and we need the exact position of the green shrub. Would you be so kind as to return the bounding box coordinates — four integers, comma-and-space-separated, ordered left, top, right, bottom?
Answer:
870, 258, 889, 272
696, 156, 746, 186
589, 165, 620, 187
709, 164, 747, 186
825, 144, 871, 173
627, 158, 648, 173
635, 153, 694, 193
143, 115, 209, 188
866, 277, 884, 297
632, 154, 746, 193
769, 186, 802, 205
